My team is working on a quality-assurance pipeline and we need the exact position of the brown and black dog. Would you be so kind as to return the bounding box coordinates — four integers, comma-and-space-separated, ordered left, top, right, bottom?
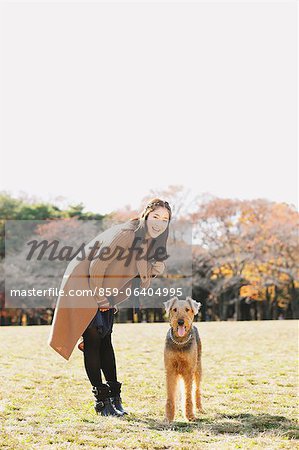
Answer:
163, 296, 204, 422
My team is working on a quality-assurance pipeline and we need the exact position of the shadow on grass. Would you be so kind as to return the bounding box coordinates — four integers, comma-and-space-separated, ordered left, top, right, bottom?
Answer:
126, 412, 299, 439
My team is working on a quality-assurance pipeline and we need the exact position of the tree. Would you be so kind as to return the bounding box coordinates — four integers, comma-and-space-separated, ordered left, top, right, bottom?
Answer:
191, 197, 299, 320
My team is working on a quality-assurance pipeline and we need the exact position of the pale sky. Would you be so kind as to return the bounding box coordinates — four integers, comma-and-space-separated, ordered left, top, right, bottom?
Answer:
0, 0, 297, 214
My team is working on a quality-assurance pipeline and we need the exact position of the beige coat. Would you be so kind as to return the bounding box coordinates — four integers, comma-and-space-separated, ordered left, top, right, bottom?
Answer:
47, 220, 155, 360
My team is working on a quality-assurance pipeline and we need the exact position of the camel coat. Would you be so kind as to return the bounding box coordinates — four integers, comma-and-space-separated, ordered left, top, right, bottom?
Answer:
47, 220, 155, 360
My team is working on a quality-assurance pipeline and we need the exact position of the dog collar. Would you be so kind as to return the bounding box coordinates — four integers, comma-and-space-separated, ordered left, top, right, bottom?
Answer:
169, 329, 193, 346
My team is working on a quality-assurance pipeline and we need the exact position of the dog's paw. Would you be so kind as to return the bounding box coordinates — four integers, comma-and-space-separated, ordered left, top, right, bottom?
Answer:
196, 399, 205, 413
164, 416, 174, 424
186, 414, 196, 422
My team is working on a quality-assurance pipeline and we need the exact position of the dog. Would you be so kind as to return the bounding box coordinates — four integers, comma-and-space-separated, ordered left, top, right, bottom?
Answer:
163, 296, 203, 422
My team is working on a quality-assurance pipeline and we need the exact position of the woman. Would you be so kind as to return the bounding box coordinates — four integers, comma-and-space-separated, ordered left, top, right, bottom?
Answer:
48, 198, 172, 417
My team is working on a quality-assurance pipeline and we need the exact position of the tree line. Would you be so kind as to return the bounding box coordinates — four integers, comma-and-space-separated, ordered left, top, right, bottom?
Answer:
0, 189, 298, 323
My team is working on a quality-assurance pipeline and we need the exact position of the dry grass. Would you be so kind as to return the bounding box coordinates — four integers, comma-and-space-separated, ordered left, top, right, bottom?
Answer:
0, 320, 298, 449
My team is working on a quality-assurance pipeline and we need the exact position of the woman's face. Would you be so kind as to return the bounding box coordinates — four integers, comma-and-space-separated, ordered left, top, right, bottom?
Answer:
145, 206, 170, 238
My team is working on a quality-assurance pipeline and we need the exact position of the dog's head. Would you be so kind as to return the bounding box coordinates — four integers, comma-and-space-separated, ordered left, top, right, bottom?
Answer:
163, 296, 201, 338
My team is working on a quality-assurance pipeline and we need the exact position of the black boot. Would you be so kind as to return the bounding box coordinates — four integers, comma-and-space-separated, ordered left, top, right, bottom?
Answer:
107, 381, 128, 415
92, 384, 123, 417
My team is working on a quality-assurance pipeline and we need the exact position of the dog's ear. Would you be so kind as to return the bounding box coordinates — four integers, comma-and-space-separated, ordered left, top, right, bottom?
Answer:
186, 297, 201, 315
163, 297, 178, 316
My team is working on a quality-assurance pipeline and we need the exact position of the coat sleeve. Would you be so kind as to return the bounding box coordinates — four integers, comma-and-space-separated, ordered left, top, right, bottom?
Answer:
88, 229, 134, 308
149, 260, 166, 278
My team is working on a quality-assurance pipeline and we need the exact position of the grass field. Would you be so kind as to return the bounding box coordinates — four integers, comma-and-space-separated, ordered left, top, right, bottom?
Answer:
0, 320, 298, 449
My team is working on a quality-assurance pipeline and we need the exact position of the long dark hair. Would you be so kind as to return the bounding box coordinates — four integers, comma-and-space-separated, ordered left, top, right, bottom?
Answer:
129, 198, 172, 262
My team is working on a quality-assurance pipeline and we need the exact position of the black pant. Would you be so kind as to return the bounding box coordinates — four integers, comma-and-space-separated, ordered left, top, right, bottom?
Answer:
82, 326, 117, 387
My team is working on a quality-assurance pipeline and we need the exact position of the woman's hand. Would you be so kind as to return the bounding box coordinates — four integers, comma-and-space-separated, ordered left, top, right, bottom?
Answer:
151, 261, 165, 276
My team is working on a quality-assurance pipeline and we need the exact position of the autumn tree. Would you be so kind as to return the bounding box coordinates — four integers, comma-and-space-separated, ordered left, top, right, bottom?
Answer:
191, 197, 299, 320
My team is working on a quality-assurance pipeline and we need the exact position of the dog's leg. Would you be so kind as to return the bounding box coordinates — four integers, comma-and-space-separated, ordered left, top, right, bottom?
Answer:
195, 367, 204, 413
165, 370, 178, 422
195, 338, 204, 413
182, 373, 195, 421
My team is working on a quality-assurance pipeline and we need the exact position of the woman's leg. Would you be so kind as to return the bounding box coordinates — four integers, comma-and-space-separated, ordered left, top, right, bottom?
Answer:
82, 327, 103, 387
100, 332, 117, 382
82, 322, 124, 417
100, 332, 128, 414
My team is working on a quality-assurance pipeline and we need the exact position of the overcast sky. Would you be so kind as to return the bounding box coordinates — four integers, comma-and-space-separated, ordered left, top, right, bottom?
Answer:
0, 0, 297, 214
